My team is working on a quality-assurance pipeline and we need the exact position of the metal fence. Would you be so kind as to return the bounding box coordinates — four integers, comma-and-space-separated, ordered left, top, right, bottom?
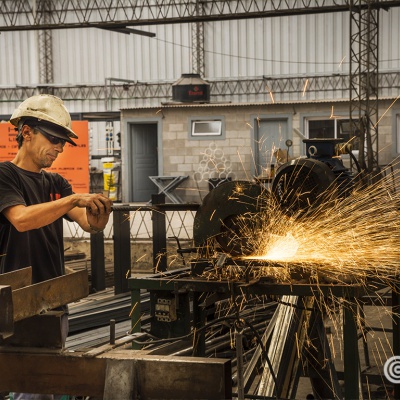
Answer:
67, 196, 200, 295
64, 204, 197, 241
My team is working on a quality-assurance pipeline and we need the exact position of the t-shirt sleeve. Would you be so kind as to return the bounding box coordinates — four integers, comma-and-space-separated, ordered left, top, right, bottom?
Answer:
0, 163, 27, 215
52, 173, 74, 221
59, 174, 74, 197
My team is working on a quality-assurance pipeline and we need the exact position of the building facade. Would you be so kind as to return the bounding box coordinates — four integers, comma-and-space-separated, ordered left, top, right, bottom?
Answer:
0, 3, 399, 203
121, 98, 400, 203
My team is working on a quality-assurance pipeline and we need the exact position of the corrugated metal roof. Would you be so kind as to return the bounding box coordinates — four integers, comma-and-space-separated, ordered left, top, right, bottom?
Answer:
120, 96, 400, 111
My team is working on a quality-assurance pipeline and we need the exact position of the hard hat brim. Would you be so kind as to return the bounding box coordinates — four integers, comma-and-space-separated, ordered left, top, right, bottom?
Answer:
37, 124, 77, 146
24, 119, 77, 146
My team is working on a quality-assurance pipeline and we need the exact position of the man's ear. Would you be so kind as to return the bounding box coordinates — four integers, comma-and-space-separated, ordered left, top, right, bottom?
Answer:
21, 125, 32, 141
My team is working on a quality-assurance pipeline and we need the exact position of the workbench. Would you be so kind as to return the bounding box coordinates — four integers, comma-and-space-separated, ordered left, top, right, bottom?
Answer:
128, 267, 396, 400
0, 267, 232, 399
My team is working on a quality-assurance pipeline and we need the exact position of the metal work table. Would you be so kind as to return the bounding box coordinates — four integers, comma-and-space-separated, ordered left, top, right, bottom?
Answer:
149, 175, 188, 203
0, 267, 231, 399
128, 268, 393, 400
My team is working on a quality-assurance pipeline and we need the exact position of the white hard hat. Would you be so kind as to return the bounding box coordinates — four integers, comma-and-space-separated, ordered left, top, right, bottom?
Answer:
10, 94, 78, 144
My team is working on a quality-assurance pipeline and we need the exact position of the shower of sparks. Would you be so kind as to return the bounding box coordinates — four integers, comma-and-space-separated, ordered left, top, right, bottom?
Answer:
122, 212, 130, 223
329, 105, 340, 119
338, 56, 346, 69
251, 233, 299, 261
199, 164, 400, 288
373, 94, 400, 129
129, 302, 138, 317
266, 86, 275, 103
302, 79, 309, 97
135, 254, 147, 263
243, 167, 400, 285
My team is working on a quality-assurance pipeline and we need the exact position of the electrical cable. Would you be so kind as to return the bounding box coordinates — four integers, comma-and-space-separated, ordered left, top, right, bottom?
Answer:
240, 316, 280, 400
348, 150, 362, 173
129, 300, 275, 345
153, 37, 400, 66
228, 287, 279, 400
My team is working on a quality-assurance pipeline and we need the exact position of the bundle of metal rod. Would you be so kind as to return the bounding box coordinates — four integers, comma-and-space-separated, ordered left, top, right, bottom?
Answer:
111, 204, 199, 212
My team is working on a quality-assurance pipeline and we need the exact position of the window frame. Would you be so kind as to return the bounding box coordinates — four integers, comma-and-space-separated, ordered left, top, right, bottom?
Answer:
188, 116, 225, 140
302, 113, 361, 152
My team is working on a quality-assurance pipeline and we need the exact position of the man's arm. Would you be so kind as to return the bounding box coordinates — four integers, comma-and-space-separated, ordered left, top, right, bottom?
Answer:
2, 193, 112, 232
67, 202, 111, 234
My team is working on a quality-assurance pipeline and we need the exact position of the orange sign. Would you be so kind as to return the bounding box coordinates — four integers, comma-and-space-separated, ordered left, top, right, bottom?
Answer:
0, 123, 19, 161
0, 120, 89, 193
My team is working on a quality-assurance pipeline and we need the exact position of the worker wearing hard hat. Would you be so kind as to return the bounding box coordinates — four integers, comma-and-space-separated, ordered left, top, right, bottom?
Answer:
0, 94, 112, 280
0, 94, 112, 398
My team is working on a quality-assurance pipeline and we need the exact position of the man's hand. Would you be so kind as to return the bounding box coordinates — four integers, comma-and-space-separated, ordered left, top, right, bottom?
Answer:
71, 193, 113, 215
68, 193, 113, 233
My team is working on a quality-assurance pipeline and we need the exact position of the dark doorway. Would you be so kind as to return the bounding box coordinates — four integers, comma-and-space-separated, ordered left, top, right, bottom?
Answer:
129, 123, 158, 202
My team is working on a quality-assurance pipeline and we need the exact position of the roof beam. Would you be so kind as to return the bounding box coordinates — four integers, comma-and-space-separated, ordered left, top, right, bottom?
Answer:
0, 0, 399, 32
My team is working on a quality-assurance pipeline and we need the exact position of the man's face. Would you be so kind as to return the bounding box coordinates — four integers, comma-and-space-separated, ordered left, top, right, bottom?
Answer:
24, 126, 65, 169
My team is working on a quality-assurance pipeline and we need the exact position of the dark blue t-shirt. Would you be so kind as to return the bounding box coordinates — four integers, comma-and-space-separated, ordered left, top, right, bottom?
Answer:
0, 161, 73, 283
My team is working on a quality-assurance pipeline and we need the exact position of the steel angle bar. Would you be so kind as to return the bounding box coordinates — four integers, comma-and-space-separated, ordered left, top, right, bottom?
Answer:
66, 320, 132, 351
12, 270, 89, 322
68, 292, 151, 333
256, 295, 308, 399
243, 303, 282, 391
68, 304, 132, 333
0, 267, 32, 289
1, 311, 65, 348
0, 285, 13, 339
0, 350, 232, 399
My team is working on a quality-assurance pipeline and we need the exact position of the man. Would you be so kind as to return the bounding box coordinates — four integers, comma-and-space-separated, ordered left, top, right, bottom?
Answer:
0, 94, 113, 400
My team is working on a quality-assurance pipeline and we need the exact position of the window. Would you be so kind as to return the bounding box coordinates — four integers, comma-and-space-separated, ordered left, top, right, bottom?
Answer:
307, 119, 335, 139
192, 120, 222, 136
305, 117, 359, 150
189, 117, 225, 139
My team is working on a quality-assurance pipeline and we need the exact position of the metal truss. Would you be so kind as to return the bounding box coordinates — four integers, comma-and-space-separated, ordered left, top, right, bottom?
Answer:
0, 0, 399, 31
349, 0, 380, 175
37, 0, 54, 85
191, 1, 205, 77
1, 73, 398, 111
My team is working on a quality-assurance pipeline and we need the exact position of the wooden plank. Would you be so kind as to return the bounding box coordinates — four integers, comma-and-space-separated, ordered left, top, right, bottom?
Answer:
0, 350, 232, 399
0, 267, 32, 289
12, 270, 89, 322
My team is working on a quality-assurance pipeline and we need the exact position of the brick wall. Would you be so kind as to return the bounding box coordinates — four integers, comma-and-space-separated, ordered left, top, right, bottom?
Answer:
122, 100, 397, 203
